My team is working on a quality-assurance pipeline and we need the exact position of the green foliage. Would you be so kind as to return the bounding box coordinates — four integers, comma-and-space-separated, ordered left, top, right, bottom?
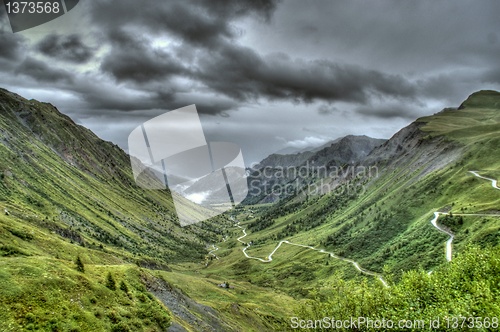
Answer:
0, 88, 220, 266
106, 272, 116, 290
8, 228, 34, 241
203, 90, 500, 303
1, 87, 499, 330
439, 213, 464, 231
119, 280, 129, 293
296, 246, 500, 331
248, 217, 274, 232
0, 261, 171, 331
0, 245, 28, 257
75, 256, 85, 273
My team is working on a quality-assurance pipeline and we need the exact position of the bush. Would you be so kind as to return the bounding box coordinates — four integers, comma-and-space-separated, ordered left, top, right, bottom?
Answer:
296, 245, 500, 331
111, 322, 130, 332
75, 256, 85, 273
0, 245, 27, 256
106, 272, 116, 290
8, 229, 33, 240
119, 280, 129, 293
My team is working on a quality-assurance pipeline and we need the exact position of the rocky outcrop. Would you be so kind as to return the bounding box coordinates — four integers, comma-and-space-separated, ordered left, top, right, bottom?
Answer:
244, 135, 386, 203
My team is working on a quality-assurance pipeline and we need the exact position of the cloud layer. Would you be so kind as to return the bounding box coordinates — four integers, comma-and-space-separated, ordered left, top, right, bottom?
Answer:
0, 0, 499, 162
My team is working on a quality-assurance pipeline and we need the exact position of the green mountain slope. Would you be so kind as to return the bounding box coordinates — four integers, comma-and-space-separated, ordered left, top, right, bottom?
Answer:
203, 90, 500, 297
0, 88, 217, 263
1, 88, 499, 331
0, 88, 298, 331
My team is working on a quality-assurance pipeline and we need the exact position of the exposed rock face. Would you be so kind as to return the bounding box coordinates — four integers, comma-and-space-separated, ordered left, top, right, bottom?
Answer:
308, 135, 386, 167
245, 135, 386, 203
363, 122, 462, 182
143, 274, 233, 332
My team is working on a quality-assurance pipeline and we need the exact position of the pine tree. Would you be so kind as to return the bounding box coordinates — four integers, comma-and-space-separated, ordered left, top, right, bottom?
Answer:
119, 280, 129, 293
75, 256, 85, 273
106, 272, 116, 290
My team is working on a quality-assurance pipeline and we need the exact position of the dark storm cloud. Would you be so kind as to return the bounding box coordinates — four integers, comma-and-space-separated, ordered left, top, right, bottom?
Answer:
66, 81, 177, 113
317, 104, 339, 115
75, 83, 237, 116
264, 0, 500, 74
15, 57, 73, 83
85, 0, 429, 115
194, 43, 417, 104
100, 30, 187, 83
2, 0, 500, 163
175, 95, 239, 116
0, 31, 26, 61
201, 0, 280, 21
88, 0, 280, 48
85, 1, 429, 119
355, 105, 414, 120
89, 0, 279, 90
81, 90, 165, 112
36, 34, 94, 63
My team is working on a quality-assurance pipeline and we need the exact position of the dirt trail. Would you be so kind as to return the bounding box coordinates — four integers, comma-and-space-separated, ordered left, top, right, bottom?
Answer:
469, 171, 499, 190
215, 170, 499, 288
235, 224, 388, 287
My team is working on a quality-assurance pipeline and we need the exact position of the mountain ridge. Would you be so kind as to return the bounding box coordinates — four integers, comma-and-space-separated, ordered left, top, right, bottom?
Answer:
245, 135, 386, 204
218, 90, 500, 292
0, 87, 221, 264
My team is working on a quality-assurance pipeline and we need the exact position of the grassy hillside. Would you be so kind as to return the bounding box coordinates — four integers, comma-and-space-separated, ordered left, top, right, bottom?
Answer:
296, 245, 500, 331
200, 90, 500, 299
0, 88, 295, 331
0, 260, 171, 331
0, 88, 218, 264
0, 88, 498, 331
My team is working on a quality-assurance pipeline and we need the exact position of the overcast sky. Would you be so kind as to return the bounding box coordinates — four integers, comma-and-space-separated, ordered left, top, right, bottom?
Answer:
1, 0, 500, 164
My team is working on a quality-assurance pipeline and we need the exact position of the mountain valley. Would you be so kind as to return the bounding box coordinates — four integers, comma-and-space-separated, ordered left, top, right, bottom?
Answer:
0, 89, 499, 331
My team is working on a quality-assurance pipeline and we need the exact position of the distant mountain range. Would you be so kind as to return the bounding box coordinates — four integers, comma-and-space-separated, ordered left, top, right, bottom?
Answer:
245, 135, 386, 203
273, 138, 342, 155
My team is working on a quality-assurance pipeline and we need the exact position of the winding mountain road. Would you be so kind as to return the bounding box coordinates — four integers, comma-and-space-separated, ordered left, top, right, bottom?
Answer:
211, 170, 498, 287
236, 223, 388, 287
208, 245, 219, 260
429, 171, 500, 262
429, 212, 454, 261
469, 171, 499, 190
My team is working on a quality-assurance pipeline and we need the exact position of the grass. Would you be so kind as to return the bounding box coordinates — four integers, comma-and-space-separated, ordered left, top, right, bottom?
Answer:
296, 245, 500, 331
197, 90, 500, 298
0, 88, 221, 265
0, 87, 499, 330
0, 88, 298, 330
0, 259, 170, 331
155, 269, 294, 331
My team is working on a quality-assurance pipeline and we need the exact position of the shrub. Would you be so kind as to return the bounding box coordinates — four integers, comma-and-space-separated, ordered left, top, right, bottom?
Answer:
75, 256, 85, 273
119, 280, 129, 293
106, 272, 116, 290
